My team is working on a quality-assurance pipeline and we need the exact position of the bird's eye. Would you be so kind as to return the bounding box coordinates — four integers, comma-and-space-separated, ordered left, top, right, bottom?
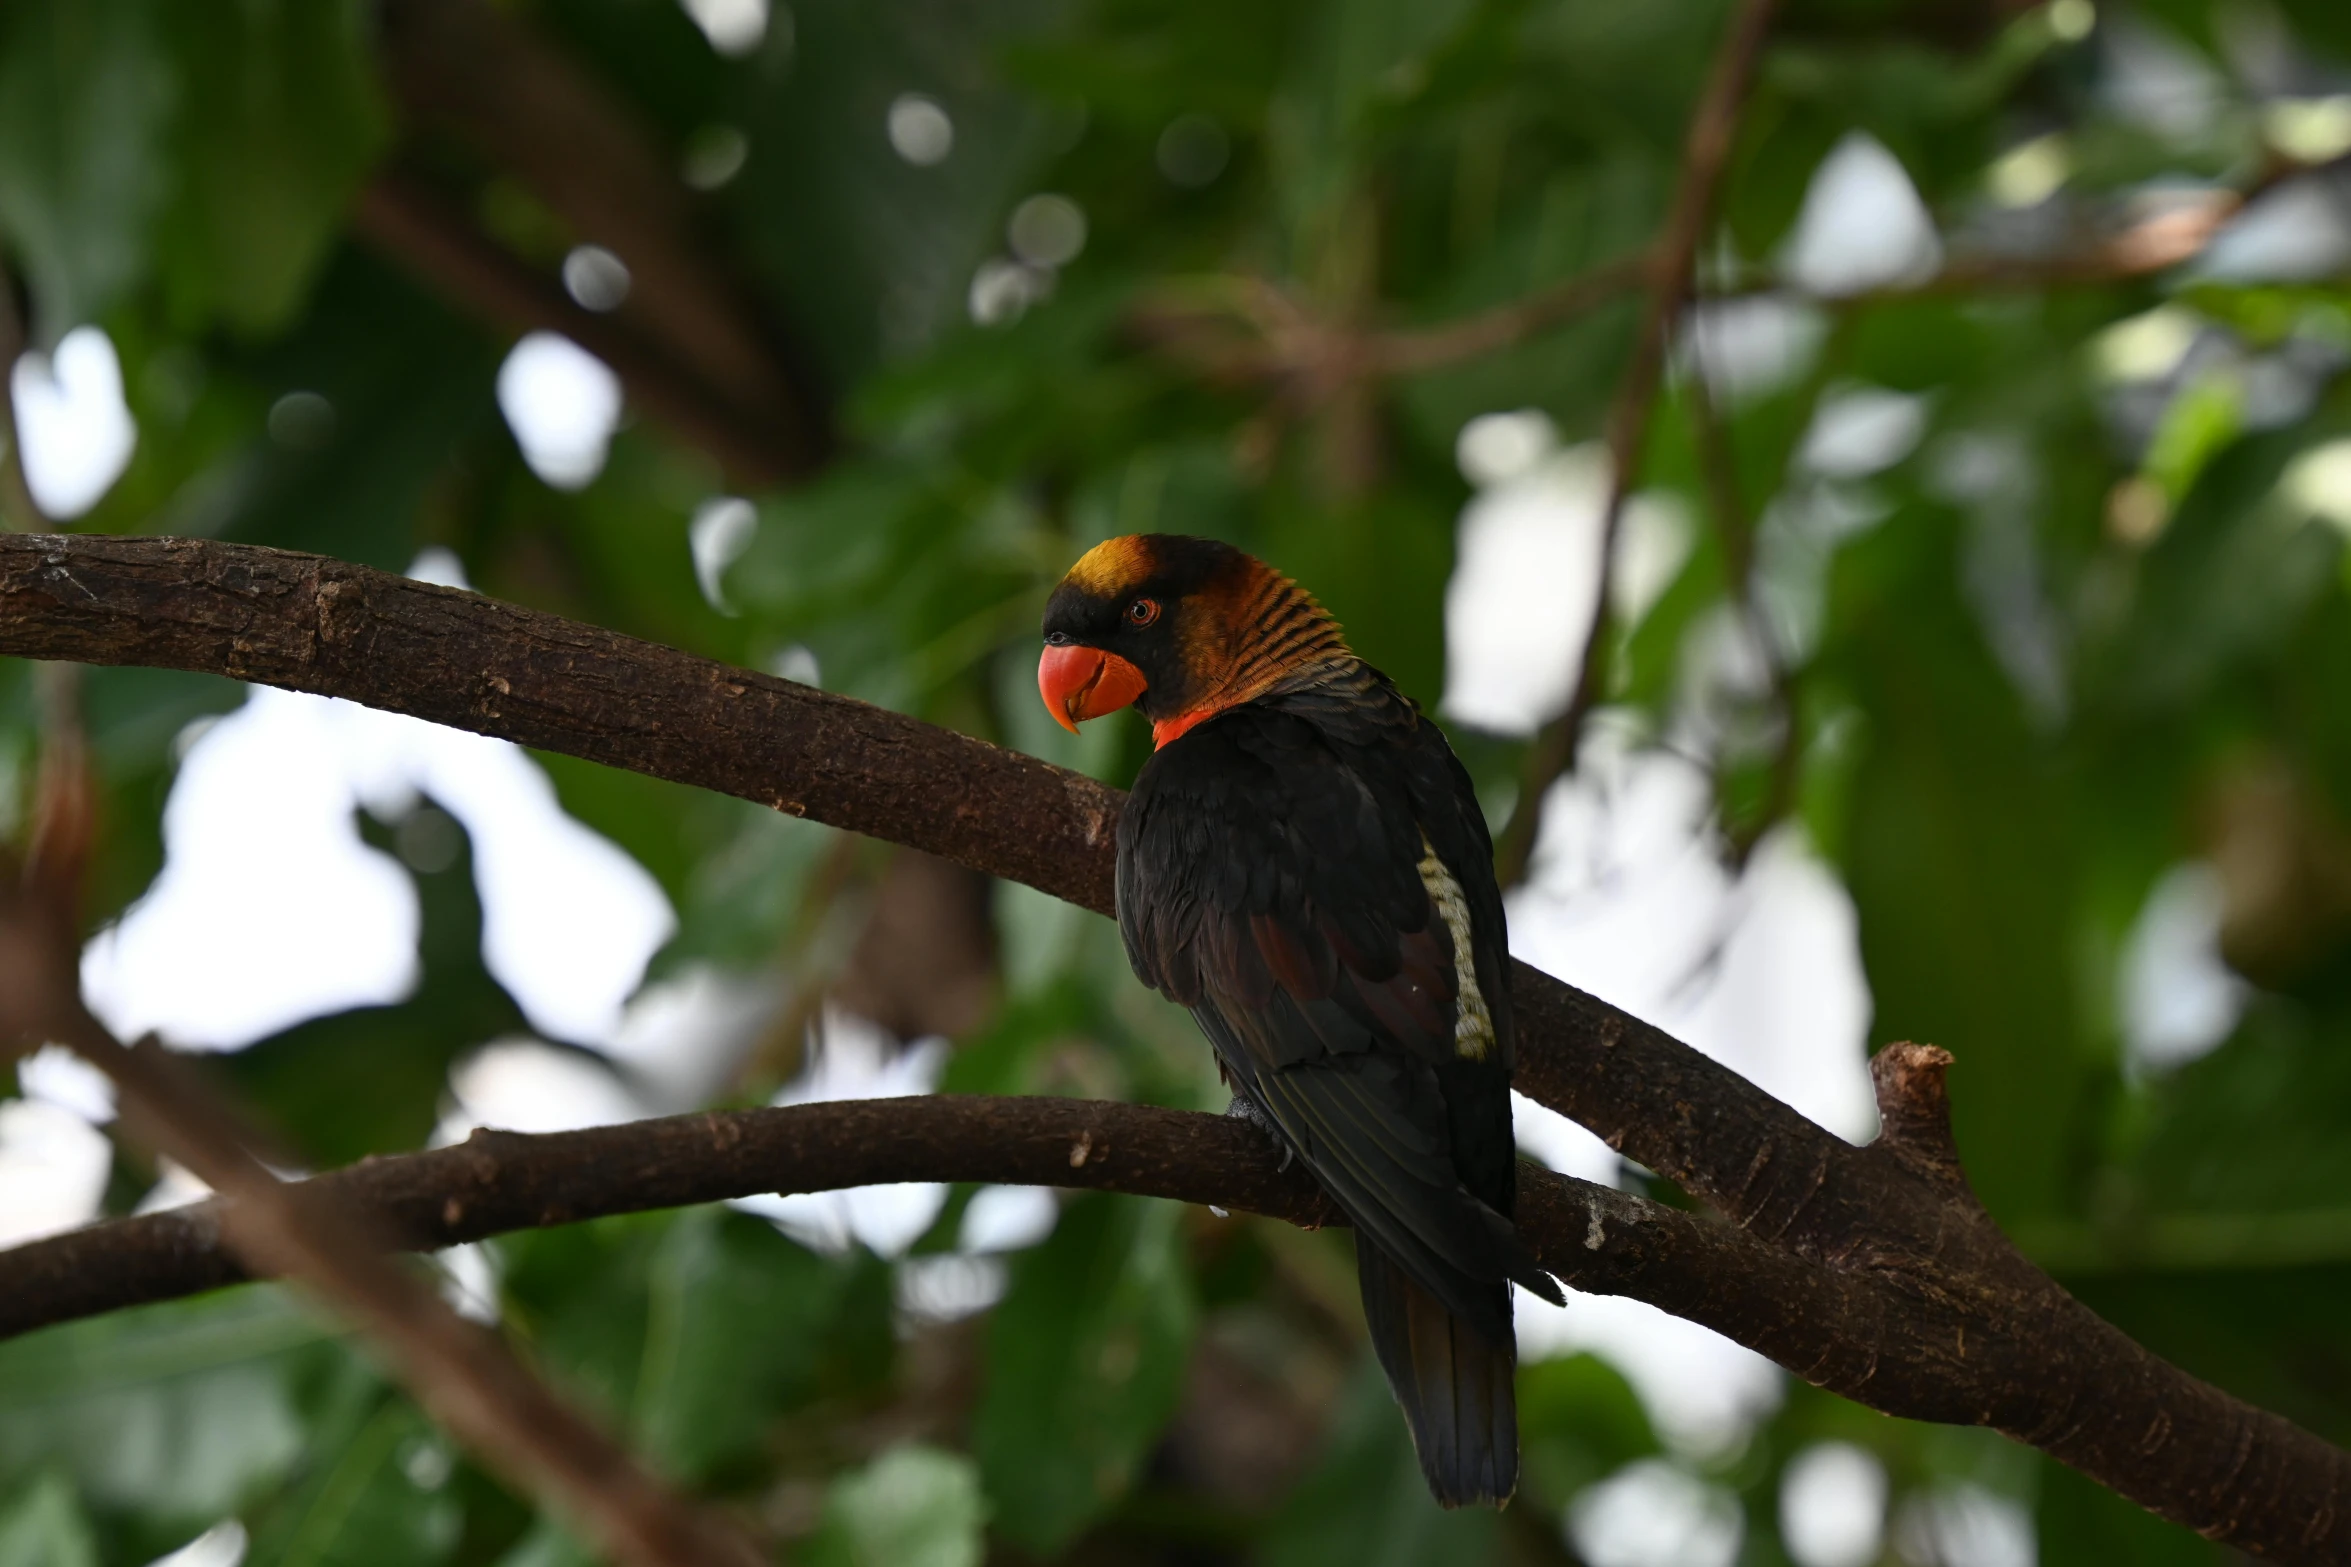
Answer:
1126, 598, 1160, 627
1044, 631, 1071, 647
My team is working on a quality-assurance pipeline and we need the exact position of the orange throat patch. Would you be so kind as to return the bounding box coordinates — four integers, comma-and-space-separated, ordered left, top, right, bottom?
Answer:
1151, 707, 1223, 749
1151, 557, 1352, 748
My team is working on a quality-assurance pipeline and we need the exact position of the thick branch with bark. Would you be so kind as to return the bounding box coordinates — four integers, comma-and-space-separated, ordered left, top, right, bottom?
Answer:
0, 534, 2343, 1560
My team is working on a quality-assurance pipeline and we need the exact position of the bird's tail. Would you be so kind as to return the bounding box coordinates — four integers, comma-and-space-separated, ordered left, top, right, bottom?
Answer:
1356, 1236, 1518, 1508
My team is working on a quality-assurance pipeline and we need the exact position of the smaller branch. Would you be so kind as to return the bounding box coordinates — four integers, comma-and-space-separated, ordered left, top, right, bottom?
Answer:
1129, 252, 1648, 397
1493, 0, 1781, 887
353, 176, 812, 490
0, 264, 46, 532
1868, 1042, 1972, 1196
1733, 151, 2348, 306
1368, 253, 1652, 374
1830, 185, 2250, 302
730, 830, 868, 1095
1684, 364, 1801, 871
376, 0, 825, 469
8, 1088, 2350, 1564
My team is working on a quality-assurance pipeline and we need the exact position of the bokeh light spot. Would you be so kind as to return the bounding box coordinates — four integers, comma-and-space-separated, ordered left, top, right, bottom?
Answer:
888, 94, 954, 166
11, 326, 137, 519
1781, 1443, 1888, 1567
496, 332, 623, 491
266, 390, 335, 450
1156, 115, 1229, 187
561, 245, 632, 312
678, 0, 767, 56
1008, 194, 1087, 269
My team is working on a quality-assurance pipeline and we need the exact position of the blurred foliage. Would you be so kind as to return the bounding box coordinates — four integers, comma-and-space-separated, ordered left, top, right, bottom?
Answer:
0, 0, 2348, 1560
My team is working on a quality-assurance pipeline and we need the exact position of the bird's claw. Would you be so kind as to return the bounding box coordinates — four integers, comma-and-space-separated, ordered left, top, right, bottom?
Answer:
1225, 1092, 1294, 1170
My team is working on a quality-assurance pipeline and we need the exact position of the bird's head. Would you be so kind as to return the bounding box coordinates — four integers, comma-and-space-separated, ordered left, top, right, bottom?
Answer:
1039, 534, 1350, 747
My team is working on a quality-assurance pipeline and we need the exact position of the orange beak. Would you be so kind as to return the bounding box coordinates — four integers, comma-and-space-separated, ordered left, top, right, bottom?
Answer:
1038, 643, 1148, 735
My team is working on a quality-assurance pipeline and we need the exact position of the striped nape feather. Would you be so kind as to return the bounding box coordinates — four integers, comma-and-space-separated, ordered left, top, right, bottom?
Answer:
1213, 560, 1351, 706
1416, 832, 1494, 1062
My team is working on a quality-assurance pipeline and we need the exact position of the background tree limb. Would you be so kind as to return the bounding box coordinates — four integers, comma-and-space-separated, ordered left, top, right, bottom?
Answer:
1491, 0, 1779, 887
373, 0, 827, 478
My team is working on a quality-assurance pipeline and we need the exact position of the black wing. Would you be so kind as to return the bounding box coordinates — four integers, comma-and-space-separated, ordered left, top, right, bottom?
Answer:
1116, 684, 1555, 1344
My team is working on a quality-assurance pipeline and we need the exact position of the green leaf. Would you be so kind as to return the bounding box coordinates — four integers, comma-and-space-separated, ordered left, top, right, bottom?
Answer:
0, 1289, 330, 1526
154, 0, 388, 334
2036, 1438, 2230, 1562
2143, 368, 2244, 506
1826, 506, 2101, 1222
244, 1399, 462, 1567
802, 1446, 986, 1567
214, 250, 503, 571
0, 1474, 97, 1567
727, 0, 1056, 384
223, 806, 532, 1166
1257, 1364, 1499, 1567
1514, 1354, 1660, 1512
0, 0, 173, 334
631, 1210, 855, 1482
975, 1193, 1195, 1554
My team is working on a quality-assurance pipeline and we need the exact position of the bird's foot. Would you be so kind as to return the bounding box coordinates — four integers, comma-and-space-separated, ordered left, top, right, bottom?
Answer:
1225, 1092, 1293, 1171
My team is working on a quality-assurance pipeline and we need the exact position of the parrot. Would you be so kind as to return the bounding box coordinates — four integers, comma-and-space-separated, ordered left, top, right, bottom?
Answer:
1037, 532, 1563, 1507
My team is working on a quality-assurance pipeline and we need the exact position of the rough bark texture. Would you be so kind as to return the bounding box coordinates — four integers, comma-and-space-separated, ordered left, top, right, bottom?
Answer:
0, 1093, 1995, 1447
0, 535, 2342, 1561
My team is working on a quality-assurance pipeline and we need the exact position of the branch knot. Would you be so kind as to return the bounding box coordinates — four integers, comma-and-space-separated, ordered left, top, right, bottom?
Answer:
1869, 1042, 1972, 1199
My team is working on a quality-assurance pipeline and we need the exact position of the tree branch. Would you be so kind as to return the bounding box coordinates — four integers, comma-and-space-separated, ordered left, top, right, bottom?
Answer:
371, 0, 829, 483
0, 1092, 2004, 1444
0, 263, 45, 532
1492, 0, 1779, 887
352, 176, 814, 490
1684, 358, 1801, 871
0, 533, 2343, 1558
2, 1085, 2342, 1561
1370, 254, 1653, 375
1132, 253, 1652, 393
68, 1029, 765, 1567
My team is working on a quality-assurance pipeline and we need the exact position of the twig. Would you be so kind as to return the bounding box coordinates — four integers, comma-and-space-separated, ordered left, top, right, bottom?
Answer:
353, 176, 814, 490
729, 831, 874, 1095
0, 264, 46, 533
1132, 252, 1649, 393
1492, 0, 1781, 888
375, 0, 824, 465
1683, 362, 1800, 870
0, 534, 2349, 1556
1369, 252, 1652, 374
1727, 148, 2350, 306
